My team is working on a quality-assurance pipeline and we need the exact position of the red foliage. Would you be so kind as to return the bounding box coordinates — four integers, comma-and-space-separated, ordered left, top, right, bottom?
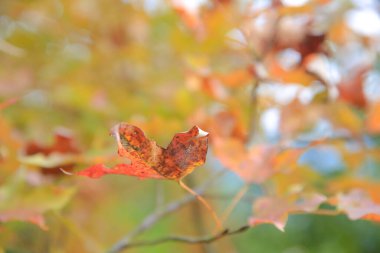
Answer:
23, 128, 81, 175
77, 124, 208, 180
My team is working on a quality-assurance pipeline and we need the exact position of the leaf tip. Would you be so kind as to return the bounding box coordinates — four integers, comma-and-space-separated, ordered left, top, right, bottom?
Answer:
60, 167, 74, 176
249, 217, 286, 232
195, 125, 209, 137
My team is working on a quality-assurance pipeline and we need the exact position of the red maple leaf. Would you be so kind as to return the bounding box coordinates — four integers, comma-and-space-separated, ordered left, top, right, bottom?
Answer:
77, 123, 209, 181
76, 124, 222, 229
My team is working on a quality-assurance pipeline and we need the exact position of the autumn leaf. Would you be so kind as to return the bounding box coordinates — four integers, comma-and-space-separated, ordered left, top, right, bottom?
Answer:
297, 33, 325, 61
77, 123, 222, 229
0, 182, 76, 230
276, 27, 325, 61
328, 19, 349, 45
213, 139, 302, 184
0, 118, 21, 183
278, 4, 313, 16
280, 101, 323, 137
249, 192, 326, 231
213, 140, 276, 183
249, 197, 291, 231
185, 66, 256, 101
77, 123, 209, 181
328, 103, 362, 134
0, 210, 47, 230
336, 189, 380, 222
185, 71, 228, 100
338, 67, 369, 108
3, 0, 380, 250
366, 102, 380, 134
214, 66, 256, 88
267, 57, 316, 86
328, 178, 380, 203
362, 213, 380, 223
24, 129, 80, 155
192, 109, 247, 141
20, 128, 81, 176
0, 97, 18, 111
172, 4, 203, 34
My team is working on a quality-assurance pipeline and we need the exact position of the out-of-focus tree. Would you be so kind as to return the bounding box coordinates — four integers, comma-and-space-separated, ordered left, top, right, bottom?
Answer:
1, 0, 380, 252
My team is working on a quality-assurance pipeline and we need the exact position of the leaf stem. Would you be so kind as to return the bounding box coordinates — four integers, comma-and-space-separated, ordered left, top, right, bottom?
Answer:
291, 209, 342, 216
220, 184, 249, 224
179, 180, 223, 231
108, 170, 226, 253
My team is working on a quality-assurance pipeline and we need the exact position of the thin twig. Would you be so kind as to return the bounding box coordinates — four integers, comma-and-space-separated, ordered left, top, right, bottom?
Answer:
108, 170, 225, 253
202, 193, 256, 203
291, 209, 342, 216
220, 184, 249, 225
247, 79, 260, 145
119, 225, 250, 250
187, 176, 215, 253
260, 11, 281, 60
108, 189, 201, 253
179, 180, 223, 231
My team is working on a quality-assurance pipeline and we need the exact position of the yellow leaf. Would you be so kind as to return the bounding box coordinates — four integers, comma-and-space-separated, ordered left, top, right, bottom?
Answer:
279, 5, 313, 16
330, 103, 362, 134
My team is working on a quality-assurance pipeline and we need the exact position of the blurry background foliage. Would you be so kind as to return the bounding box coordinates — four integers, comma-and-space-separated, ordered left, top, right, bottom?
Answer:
1, 0, 380, 252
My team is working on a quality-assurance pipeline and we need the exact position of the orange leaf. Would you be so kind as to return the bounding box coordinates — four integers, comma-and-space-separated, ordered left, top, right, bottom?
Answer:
77, 124, 208, 180
362, 213, 380, 223
213, 137, 302, 184
366, 102, 380, 134
280, 101, 323, 137
328, 20, 349, 45
328, 178, 380, 203
213, 139, 276, 183
173, 6, 202, 32
279, 5, 313, 16
249, 197, 290, 231
268, 59, 315, 86
0, 117, 21, 182
214, 66, 256, 88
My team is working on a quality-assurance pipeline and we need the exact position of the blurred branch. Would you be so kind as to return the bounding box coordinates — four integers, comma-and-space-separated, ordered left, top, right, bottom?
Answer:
247, 10, 282, 145
280, 132, 365, 150
179, 180, 223, 230
113, 208, 340, 252
203, 193, 256, 203
187, 176, 215, 253
113, 225, 250, 251
291, 209, 342, 216
108, 170, 226, 253
53, 212, 103, 253
247, 80, 260, 145
108, 189, 201, 253
260, 13, 281, 60
220, 184, 250, 224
